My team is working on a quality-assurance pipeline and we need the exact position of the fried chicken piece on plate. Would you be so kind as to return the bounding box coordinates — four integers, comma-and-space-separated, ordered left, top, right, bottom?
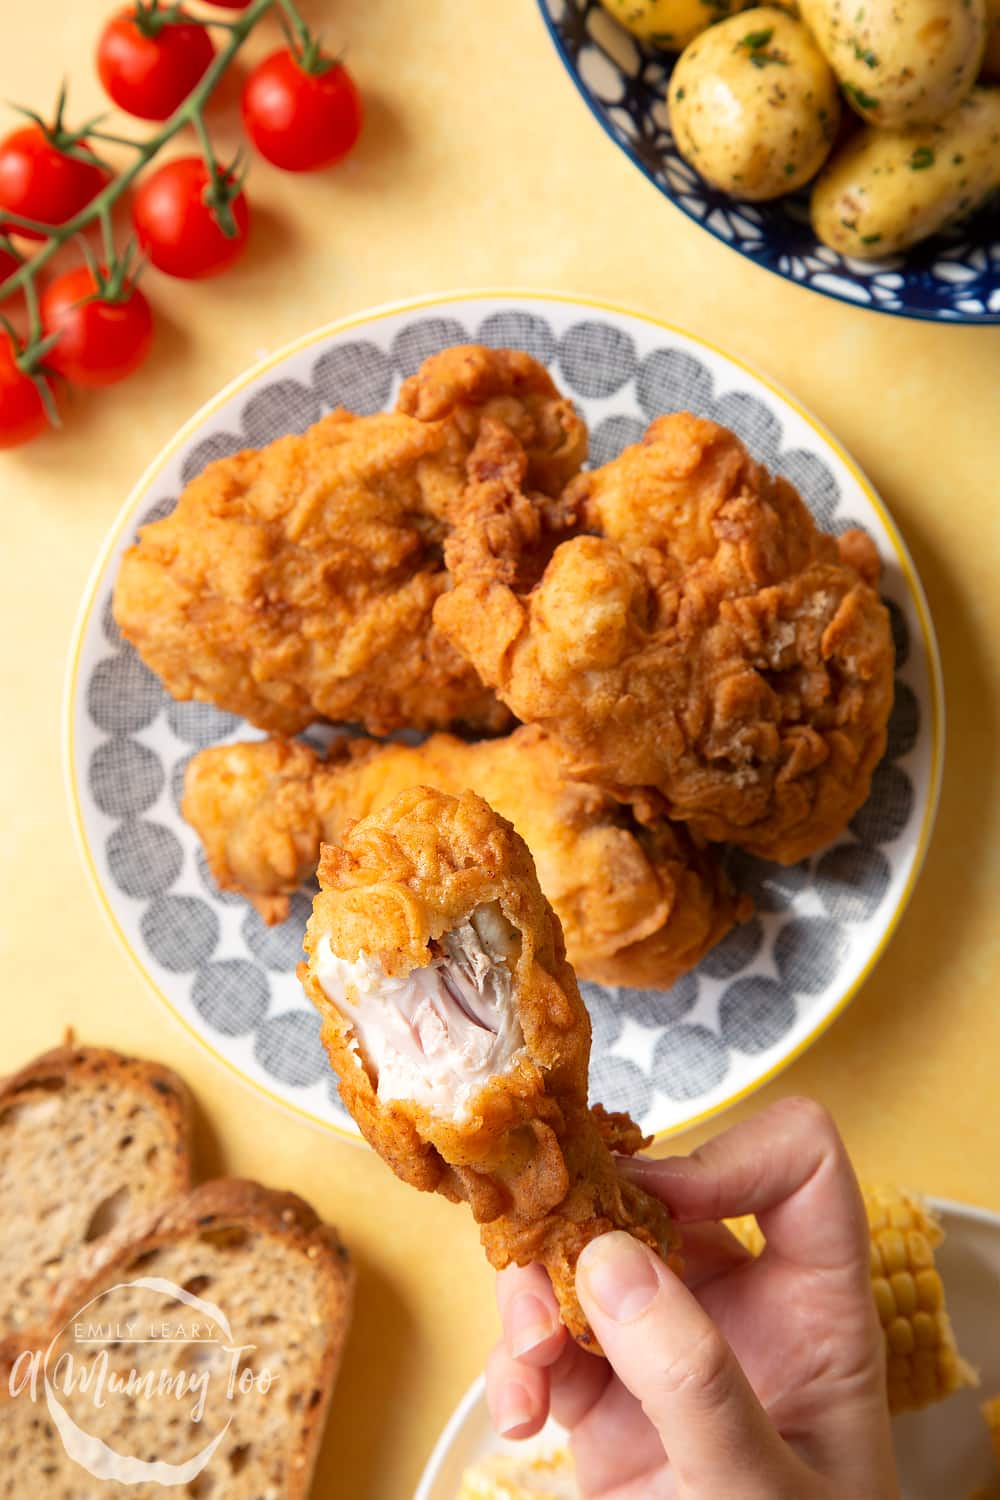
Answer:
183, 726, 748, 988
436, 414, 895, 864
113, 346, 586, 738
395, 343, 587, 498
300, 786, 680, 1349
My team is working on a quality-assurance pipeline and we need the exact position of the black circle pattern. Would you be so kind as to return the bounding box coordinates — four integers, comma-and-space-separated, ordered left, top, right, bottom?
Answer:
558, 321, 637, 397
590, 1055, 652, 1118
886, 680, 919, 761
816, 845, 891, 922
90, 739, 164, 818
107, 820, 183, 900
697, 916, 763, 980
192, 959, 269, 1036
312, 341, 394, 414
141, 895, 219, 972
709, 392, 782, 467
241, 380, 321, 447
391, 318, 467, 378
254, 1011, 327, 1087
477, 311, 556, 366
719, 978, 796, 1054
774, 918, 848, 995
88, 655, 164, 736
588, 414, 644, 468
82, 310, 926, 1126
242, 894, 312, 971
654, 1025, 729, 1100
181, 433, 244, 487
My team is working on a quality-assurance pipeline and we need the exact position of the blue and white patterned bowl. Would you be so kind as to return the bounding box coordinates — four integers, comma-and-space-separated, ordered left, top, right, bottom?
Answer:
65, 293, 943, 1143
538, 0, 1000, 323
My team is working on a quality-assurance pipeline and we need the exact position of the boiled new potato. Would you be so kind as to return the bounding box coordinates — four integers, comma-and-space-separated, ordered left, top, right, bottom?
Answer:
798, 0, 986, 127
982, 0, 1000, 80
599, 0, 751, 51
811, 86, 1000, 255
668, 8, 841, 199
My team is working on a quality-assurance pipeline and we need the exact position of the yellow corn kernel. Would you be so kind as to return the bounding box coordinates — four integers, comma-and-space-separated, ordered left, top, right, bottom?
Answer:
914, 1269, 943, 1312
889, 1271, 917, 1318
872, 1276, 896, 1325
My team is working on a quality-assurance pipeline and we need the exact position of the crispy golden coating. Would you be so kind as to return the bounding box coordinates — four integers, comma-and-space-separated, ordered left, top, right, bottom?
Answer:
184, 726, 748, 988
436, 414, 895, 864
113, 346, 586, 739
301, 787, 680, 1348
396, 343, 587, 498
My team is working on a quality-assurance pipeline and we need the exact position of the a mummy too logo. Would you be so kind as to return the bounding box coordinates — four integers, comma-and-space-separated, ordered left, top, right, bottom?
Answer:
8, 1276, 278, 1483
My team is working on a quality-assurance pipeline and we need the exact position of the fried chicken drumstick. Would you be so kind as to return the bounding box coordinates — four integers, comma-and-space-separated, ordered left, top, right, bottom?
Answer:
300, 786, 681, 1347
183, 727, 748, 988
436, 414, 895, 864
113, 345, 586, 738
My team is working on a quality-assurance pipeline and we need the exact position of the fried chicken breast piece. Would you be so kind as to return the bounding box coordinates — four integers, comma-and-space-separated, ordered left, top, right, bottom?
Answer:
183, 727, 749, 989
396, 343, 587, 498
113, 346, 587, 739
300, 786, 680, 1348
436, 414, 895, 864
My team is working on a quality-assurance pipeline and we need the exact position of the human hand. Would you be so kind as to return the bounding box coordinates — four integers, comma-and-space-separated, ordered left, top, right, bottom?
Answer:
486, 1097, 899, 1499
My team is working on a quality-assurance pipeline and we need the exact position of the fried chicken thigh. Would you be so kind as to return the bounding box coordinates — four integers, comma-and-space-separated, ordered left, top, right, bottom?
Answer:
113, 346, 586, 738
300, 786, 680, 1347
436, 414, 895, 863
183, 727, 748, 987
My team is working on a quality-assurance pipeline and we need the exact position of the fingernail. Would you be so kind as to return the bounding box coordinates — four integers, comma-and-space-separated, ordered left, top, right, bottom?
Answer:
578, 1231, 660, 1323
508, 1292, 557, 1359
496, 1380, 534, 1436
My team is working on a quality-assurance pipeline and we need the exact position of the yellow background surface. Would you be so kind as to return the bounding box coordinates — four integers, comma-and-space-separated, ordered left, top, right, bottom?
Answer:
1, 3, 998, 1496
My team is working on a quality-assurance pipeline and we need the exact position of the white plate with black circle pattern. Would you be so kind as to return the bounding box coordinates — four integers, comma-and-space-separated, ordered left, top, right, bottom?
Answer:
64, 292, 943, 1143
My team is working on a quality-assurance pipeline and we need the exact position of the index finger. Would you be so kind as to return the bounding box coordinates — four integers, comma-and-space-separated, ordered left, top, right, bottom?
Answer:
619, 1096, 868, 1273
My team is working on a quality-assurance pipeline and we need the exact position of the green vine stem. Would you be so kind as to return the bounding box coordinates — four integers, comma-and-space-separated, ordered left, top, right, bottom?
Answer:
1, 0, 311, 318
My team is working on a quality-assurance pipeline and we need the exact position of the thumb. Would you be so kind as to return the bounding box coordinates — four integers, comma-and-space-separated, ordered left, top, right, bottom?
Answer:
575, 1232, 803, 1497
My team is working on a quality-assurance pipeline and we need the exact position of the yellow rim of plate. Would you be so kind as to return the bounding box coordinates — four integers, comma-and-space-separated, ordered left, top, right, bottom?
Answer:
63, 288, 945, 1146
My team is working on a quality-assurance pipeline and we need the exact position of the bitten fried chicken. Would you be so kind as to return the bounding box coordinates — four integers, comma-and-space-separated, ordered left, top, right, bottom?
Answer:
183, 727, 748, 987
436, 414, 895, 864
300, 786, 680, 1347
113, 346, 586, 738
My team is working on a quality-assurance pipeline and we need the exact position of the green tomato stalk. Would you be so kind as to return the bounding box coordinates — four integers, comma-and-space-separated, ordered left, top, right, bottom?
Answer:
0, 0, 317, 403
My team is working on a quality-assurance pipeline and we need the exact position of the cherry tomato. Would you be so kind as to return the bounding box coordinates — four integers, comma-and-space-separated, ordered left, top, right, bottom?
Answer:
40, 265, 153, 388
97, 8, 215, 122
200, 0, 250, 7
132, 156, 250, 279
0, 333, 53, 448
0, 244, 19, 295
0, 126, 109, 240
241, 51, 363, 172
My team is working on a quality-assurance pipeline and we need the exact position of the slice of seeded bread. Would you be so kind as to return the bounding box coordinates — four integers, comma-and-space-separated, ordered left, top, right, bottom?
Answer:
0, 1178, 354, 1499
0, 1046, 193, 1335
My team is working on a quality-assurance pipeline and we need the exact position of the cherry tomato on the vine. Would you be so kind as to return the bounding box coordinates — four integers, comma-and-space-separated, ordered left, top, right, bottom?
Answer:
0, 333, 54, 448
0, 126, 109, 239
0, 244, 19, 295
97, 8, 216, 122
132, 156, 250, 279
241, 50, 363, 172
40, 265, 154, 388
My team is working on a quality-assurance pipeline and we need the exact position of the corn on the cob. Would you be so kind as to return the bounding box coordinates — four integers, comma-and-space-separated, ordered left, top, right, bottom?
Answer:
727, 1184, 977, 1414
457, 1450, 576, 1500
